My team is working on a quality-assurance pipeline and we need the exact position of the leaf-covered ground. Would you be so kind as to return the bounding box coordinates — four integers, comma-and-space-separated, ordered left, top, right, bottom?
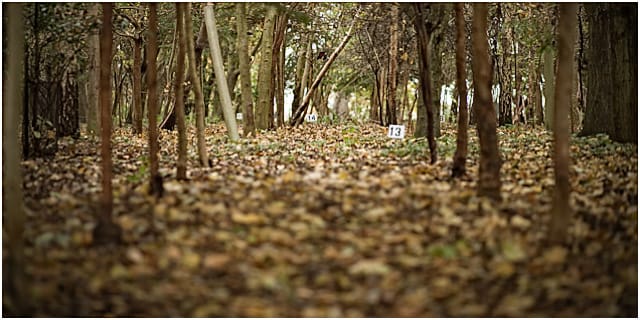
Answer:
6, 122, 638, 316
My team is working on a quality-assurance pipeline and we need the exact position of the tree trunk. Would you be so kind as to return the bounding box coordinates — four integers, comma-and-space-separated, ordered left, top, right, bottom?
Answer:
236, 3, 256, 137
204, 3, 240, 141
370, 72, 380, 122
133, 37, 143, 134
186, 3, 210, 165
93, 3, 122, 244
4, 3, 29, 314
276, 31, 286, 127
175, 3, 187, 180
543, 46, 555, 131
534, 56, 544, 125
147, 3, 163, 196
292, 36, 309, 123
87, 3, 100, 135
412, 3, 437, 164
290, 18, 357, 126
386, 4, 399, 125
549, 3, 578, 243
452, 3, 469, 178
431, 32, 444, 137
581, 3, 637, 143
472, 3, 501, 200
256, 5, 277, 130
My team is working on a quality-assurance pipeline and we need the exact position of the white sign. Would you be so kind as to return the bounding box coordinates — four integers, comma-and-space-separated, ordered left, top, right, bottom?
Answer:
305, 114, 318, 122
387, 125, 406, 139
236, 113, 243, 120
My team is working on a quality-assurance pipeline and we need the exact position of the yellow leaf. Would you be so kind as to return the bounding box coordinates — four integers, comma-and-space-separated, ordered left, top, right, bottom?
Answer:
231, 211, 265, 225
349, 259, 391, 275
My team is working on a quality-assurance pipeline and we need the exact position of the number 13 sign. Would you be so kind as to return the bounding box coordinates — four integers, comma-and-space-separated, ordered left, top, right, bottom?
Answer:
387, 125, 405, 139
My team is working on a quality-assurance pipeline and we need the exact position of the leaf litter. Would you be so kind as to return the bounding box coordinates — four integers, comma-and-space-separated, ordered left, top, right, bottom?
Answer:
9, 122, 638, 317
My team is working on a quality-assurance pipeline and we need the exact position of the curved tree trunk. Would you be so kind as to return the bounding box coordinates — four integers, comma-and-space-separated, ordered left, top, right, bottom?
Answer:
290, 18, 357, 126
472, 3, 502, 200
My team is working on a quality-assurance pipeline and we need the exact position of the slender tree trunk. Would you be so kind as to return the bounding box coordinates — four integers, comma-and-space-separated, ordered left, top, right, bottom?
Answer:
133, 37, 143, 134
290, 18, 357, 126
549, 3, 577, 243
186, 3, 211, 164
543, 46, 555, 131
472, 3, 501, 200
534, 56, 544, 125
271, 12, 287, 127
204, 3, 240, 141
256, 5, 277, 130
452, 3, 469, 178
291, 36, 308, 122
4, 3, 29, 314
87, 3, 100, 135
412, 3, 437, 163
236, 2, 256, 137
276, 32, 286, 127
370, 73, 380, 122
175, 3, 187, 180
386, 4, 399, 125
93, 3, 122, 244
147, 3, 163, 196
431, 33, 444, 137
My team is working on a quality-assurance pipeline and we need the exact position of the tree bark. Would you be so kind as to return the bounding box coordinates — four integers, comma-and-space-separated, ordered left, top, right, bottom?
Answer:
386, 4, 399, 125
543, 46, 555, 131
93, 3, 122, 244
549, 3, 577, 243
204, 3, 240, 141
175, 3, 187, 180
472, 3, 501, 200
186, 3, 210, 165
4, 3, 29, 314
236, 2, 256, 137
452, 3, 469, 178
412, 3, 437, 164
133, 37, 143, 134
292, 36, 309, 123
581, 3, 637, 143
147, 3, 163, 196
87, 3, 100, 136
256, 5, 277, 130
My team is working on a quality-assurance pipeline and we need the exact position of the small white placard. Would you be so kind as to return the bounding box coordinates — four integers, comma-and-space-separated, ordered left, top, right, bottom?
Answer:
305, 114, 318, 122
387, 125, 405, 139
236, 113, 243, 120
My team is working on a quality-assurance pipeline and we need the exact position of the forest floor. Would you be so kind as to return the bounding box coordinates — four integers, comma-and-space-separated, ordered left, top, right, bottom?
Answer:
5, 121, 638, 317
